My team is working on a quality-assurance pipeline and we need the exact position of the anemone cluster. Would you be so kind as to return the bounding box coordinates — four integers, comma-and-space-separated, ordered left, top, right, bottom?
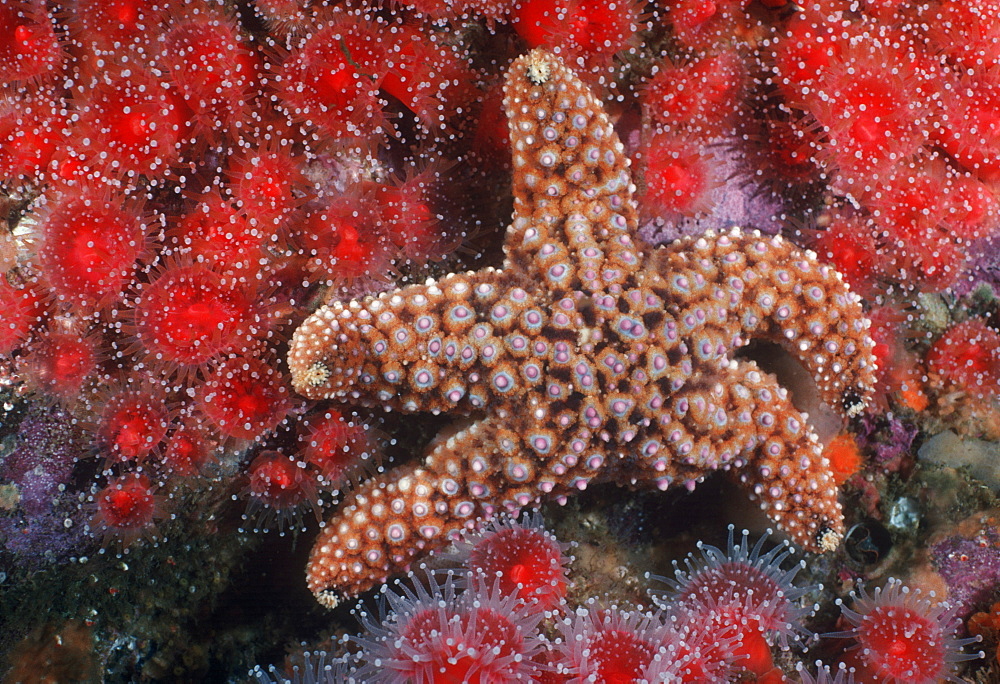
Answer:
252, 520, 984, 683
1, 0, 467, 546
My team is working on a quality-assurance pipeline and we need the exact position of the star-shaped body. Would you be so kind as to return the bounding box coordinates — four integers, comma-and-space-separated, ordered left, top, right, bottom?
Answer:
288, 50, 876, 608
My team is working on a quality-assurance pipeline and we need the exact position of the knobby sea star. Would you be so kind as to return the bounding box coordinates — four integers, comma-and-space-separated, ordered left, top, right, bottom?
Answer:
288, 49, 877, 608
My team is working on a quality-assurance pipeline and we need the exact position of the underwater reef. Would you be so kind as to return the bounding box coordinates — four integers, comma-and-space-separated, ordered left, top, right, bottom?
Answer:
0, 0, 999, 681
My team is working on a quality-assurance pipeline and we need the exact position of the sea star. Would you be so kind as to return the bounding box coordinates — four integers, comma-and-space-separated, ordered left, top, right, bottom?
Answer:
288, 49, 877, 608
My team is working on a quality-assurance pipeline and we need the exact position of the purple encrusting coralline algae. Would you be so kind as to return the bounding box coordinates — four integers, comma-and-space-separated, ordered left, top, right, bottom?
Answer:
0, 406, 91, 567
932, 526, 1000, 618
855, 412, 919, 472
951, 237, 1000, 298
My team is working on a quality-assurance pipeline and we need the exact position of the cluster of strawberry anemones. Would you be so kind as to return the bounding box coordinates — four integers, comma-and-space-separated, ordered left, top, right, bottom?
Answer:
0, 0, 485, 548
251, 521, 983, 682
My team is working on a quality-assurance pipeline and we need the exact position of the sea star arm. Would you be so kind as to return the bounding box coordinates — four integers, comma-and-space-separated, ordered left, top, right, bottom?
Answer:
651, 230, 877, 418
501, 49, 643, 296
288, 267, 540, 413
305, 414, 554, 607
726, 362, 846, 552
610, 363, 845, 552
